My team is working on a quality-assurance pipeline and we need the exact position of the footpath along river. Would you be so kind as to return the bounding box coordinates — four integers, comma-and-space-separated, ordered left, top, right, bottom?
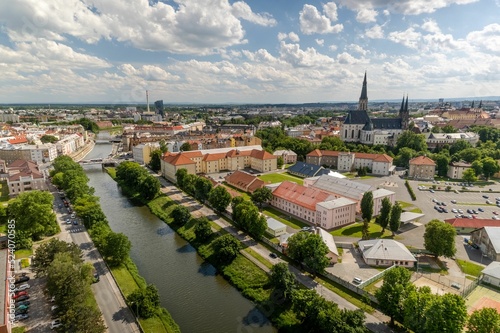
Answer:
83, 143, 276, 333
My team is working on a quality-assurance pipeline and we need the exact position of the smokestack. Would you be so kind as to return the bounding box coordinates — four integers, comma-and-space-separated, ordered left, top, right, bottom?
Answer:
146, 90, 150, 113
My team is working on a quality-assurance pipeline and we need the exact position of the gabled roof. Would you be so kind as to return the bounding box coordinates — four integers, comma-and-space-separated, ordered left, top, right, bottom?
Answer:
480, 227, 500, 254
224, 170, 264, 193
272, 181, 332, 211
8, 136, 28, 144
309, 174, 372, 200
7, 159, 44, 181
409, 155, 436, 166
317, 228, 338, 256
306, 150, 393, 163
162, 153, 196, 166
288, 162, 329, 178
371, 118, 402, 130
266, 218, 286, 231
343, 110, 371, 125
482, 262, 500, 279
445, 218, 500, 229
358, 239, 416, 262
250, 149, 277, 160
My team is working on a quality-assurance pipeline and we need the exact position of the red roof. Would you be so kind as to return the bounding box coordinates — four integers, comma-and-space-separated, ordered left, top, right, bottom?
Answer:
225, 170, 264, 193
8, 136, 28, 144
410, 156, 436, 166
272, 181, 332, 211
306, 149, 392, 163
444, 218, 500, 229
162, 153, 196, 166
250, 149, 277, 160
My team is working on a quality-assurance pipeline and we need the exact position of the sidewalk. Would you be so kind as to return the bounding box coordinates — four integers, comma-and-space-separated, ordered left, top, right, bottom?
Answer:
156, 173, 394, 333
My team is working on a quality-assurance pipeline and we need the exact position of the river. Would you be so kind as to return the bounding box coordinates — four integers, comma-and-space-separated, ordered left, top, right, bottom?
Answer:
83, 143, 276, 333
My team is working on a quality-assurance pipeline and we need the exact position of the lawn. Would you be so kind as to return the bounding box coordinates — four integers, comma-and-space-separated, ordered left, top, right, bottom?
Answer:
259, 172, 304, 185
110, 264, 141, 296
242, 247, 274, 270
262, 207, 309, 229
15, 249, 32, 259
330, 222, 393, 238
456, 259, 484, 277
105, 167, 116, 179
397, 201, 413, 209
0, 223, 5, 234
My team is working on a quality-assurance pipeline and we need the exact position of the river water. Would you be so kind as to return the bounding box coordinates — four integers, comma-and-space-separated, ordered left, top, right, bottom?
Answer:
83, 143, 275, 333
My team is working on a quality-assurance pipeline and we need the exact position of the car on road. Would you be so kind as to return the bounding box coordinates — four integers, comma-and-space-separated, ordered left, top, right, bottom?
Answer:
14, 284, 30, 292
478, 208, 484, 212
14, 314, 29, 321
430, 189, 435, 193
494, 211, 499, 215
73, 220, 78, 225
269, 253, 278, 259
14, 276, 29, 284
51, 319, 63, 329
451, 200, 457, 204
483, 195, 489, 199
15, 295, 30, 302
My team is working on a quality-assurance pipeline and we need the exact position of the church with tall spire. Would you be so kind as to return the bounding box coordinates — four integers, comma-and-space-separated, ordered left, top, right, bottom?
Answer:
340, 72, 410, 146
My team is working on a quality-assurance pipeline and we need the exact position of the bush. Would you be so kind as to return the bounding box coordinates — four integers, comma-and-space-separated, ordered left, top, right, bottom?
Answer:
405, 180, 417, 201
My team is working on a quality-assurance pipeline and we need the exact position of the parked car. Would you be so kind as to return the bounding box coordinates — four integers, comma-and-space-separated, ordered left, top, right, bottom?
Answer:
13, 291, 28, 299
493, 216, 500, 220
51, 319, 63, 329
15, 304, 29, 311
16, 300, 30, 307
442, 208, 449, 213
430, 189, 435, 193
269, 253, 278, 259
458, 209, 464, 214
451, 200, 457, 204
478, 208, 484, 212
73, 220, 78, 225
452, 208, 458, 213
483, 195, 489, 199
472, 210, 478, 214
15, 308, 28, 315
441, 202, 447, 206
487, 200, 492, 204
51, 305, 59, 312
494, 211, 499, 215
14, 284, 30, 292
14, 276, 29, 284
15, 295, 30, 302
467, 209, 473, 214
14, 314, 29, 321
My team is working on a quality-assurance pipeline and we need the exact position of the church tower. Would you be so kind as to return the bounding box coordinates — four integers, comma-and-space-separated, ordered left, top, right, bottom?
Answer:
399, 95, 410, 130
358, 71, 368, 111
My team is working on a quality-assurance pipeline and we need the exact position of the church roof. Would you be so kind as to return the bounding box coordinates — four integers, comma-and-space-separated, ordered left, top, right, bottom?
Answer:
359, 71, 368, 100
371, 118, 402, 130
362, 121, 373, 131
343, 110, 371, 125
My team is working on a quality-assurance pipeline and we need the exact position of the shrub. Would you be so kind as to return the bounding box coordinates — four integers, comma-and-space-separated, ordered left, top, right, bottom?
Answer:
405, 180, 416, 201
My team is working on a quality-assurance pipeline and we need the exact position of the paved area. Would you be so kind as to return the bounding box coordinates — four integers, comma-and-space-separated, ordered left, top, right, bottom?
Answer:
155, 172, 394, 333
326, 247, 381, 283
466, 285, 500, 314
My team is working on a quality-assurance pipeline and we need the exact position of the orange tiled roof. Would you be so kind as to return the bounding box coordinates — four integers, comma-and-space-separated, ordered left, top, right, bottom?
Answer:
8, 136, 28, 144
250, 149, 277, 160
272, 181, 331, 211
409, 156, 436, 166
444, 218, 500, 229
162, 153, 196, 166
203, 152, 227, 162
225, 170, 264, 193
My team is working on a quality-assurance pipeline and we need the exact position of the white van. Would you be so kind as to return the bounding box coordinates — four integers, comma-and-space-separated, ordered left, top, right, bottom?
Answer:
353, 277, 362, 284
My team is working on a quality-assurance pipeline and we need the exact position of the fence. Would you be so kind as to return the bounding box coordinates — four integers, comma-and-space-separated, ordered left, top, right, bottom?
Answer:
321, 271, 378, 304
462, 277, 481, 298
358, 264, 397, 289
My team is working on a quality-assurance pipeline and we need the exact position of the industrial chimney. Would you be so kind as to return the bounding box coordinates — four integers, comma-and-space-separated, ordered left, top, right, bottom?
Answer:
146, 90, 150, 113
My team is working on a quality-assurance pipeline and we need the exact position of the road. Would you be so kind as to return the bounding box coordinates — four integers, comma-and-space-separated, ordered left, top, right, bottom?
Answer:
50, 185, 140, 333
154, 173, 394, 333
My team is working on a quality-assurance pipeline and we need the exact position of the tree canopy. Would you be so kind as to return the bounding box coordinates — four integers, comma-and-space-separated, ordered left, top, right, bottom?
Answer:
424, 219, 457, 257
208, 186, 231, 212
287, 232, 330, 274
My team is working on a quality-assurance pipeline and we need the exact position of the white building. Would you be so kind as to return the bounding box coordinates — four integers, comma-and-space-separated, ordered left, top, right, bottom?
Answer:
133, 142, 160, 165
266, 218, 287, 237
7, 160, 47, 196
358, 239, 416, 267
447, 161, 472, 180
316, 198, 357, 230
26, 144, 58, 163
316, 228, 339, 264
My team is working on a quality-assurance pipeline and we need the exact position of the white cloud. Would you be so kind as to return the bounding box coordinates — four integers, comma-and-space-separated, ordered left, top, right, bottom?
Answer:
329, 45, 338, 51
421, 19, 441, 34
336, 0, 479, 15
365, 25, 384, 39
231, 1, 277, 27
279, 41, 335, 67
383, 9, 390, 15
467, 23, 500, 54
299, 4, 343, 35
356, 8, 378, 23
316, 39, 325, 46
388, 28, 422, 48
323, 2, 339, 21
337, 52, 358, 64
277, 32, 300, 42
347, 44, 367, 56
0, 0, 277, 55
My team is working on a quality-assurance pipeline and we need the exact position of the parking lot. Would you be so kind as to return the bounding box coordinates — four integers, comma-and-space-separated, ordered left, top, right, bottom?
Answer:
326, 247, 381, 284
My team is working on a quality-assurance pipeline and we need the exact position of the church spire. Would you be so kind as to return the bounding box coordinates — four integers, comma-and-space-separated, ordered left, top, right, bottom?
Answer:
400, 94, 409, 130
358, 71, 368, 111
471, 100, 475, 108
479, 100, 483, 108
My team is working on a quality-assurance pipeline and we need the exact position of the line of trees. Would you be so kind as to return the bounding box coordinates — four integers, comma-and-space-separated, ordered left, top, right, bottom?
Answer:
376, 266, 500, 332
232, 198, 267, 240
115, 161, 161, 201
31, 239, 106, 333
360, 192, 402, 238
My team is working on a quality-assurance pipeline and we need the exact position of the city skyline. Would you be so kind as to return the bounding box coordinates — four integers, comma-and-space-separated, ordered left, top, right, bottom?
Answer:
0, 0, 499, 104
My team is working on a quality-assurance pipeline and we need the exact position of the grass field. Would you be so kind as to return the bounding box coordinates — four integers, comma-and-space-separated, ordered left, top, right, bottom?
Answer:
456, 259, 484, 277
0, 224, 6, 234
262, 207, 309, 229
330, 222, 393, 238
397, 201, 413, 209
259, 172, 304, 185
15, 249, 33, 259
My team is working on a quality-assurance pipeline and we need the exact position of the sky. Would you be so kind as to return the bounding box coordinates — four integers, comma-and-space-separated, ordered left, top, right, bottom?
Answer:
0, 0, 499, 105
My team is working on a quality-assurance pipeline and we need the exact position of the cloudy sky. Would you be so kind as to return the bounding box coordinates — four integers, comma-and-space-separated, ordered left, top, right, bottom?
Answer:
0, 0, 499, 104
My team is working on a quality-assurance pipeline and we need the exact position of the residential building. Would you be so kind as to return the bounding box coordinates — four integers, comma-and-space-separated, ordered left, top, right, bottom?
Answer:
26, 144, 58, 163
258, 121, 281, 129
287, 162, 330, 178
445, 218, 500, 234
7, 160, 47, 196
266, 218, 287, 237
224, 170, 264, 193
160, 154, 197, 183
316, 228, 339, 264
481, 262, 500, 288
340, 73, 409, 146
56, 133, 85, 155
269, 181, 357, 229
306, 149, 394, 176
303, 174, 395, 214
358, 239, 416, 267
470, 227, 500, 261
160, 145, 277, 183
408, 156, 436, 180
273, 150, 297, 164
425, 132, 479, 149
133, 142, 160, 165
447, 161, 472, 179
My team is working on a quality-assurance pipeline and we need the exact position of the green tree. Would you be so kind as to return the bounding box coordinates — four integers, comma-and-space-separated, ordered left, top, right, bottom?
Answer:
481, 157, 500, 180
194, 177, 213, 203
287, 232, 329, 274
148, 149, 162, 171
231, 196, 245, 211
208, 186, 231, 212
435, 154, 450, 177
175, 168, 188, 187
171, 205, 191, 226
424, 219, 457, 257
377, 198, 392, 232
251, 187, 273, 210
456, 148, 482, 163
7, 190, 58, 241
403, 286, 435, 333
40, 134, 59, 143
442, 124, 457, 133
127, 284, 160, 319
52, 155, 84, 174
450, 139, 472, 156
361, 191, 374, 222
139, 175, 161, 200
463, 168, 478, 183
394, 147, 418, 168
232, 200, 267, 239
396, 131, 428, 153
424, 293, 467, 333
159, 139, 168, 153
269, 263, 297, 302
277, 156, 284, 168
194, 217, 213, 242
101, 232, 131, 267
389, 203, 402, 235
467, 307, 500, 333
212, 234, 241, 264
375, 266, 414, 326
31, 238, 83, 277
471, 160, 483, 178
180, 142, 191, 151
